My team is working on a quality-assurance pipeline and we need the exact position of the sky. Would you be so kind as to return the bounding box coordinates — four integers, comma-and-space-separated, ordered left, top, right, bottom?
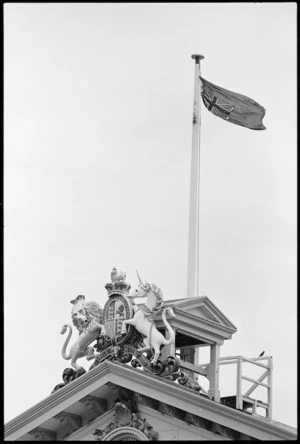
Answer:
4, 2, 297, 429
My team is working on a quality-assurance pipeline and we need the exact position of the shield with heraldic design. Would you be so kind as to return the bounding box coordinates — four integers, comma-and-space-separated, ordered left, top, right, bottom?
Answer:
103, 294, 134, 344
102, 268, 135, 345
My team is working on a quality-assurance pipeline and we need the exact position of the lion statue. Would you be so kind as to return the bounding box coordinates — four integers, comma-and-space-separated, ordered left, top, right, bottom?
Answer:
61, 295, 106, 371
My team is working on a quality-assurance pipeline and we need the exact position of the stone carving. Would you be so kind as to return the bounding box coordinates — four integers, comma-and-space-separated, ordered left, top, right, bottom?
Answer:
101, 293, 136, 347
79, 395, 107, 416
105, 267, 131, 295
122, 271, 176, 365
52, 268, 207, 399
108, 383, 134, 402
51, 367, 86, 393
28, 427, 56, 441
111, 267, 127, 283
176, 371, 203, 392
54, 412, 82, 440
60, 295, 105, 371
93, 400, 158, 441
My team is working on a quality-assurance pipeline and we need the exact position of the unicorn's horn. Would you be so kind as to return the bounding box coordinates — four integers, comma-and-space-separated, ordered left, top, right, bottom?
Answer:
136, 270, 144, 285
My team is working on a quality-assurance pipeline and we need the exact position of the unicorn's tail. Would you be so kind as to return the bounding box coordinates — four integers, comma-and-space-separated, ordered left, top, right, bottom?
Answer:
161, 307, 176, 346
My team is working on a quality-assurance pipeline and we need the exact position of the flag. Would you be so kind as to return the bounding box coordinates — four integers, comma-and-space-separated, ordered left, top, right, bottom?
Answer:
200, 77, 266, 130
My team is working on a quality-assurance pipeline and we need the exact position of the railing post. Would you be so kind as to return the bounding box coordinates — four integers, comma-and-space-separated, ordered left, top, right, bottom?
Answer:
267, 357, 273, 419
208, 344, 220, 402
252, 400, 257, 416
236, 356, 243, 410
193, 347, 200, 383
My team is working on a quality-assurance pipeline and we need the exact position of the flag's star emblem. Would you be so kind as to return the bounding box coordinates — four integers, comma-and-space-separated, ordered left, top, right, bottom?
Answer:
202, 93, 234, 120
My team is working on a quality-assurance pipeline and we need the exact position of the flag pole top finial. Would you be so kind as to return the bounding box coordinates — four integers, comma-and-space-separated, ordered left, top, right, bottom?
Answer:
191, 54, 204, 64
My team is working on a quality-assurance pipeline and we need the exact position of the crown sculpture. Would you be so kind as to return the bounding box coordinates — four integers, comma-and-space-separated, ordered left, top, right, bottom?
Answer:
105, 267, 131, 295
52, 268, 203, 398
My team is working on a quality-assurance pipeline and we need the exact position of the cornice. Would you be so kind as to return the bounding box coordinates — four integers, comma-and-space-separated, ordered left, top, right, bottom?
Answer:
164, 296, 237, 331
156, 309, 232, 343
106, 361, 297, 441
196, 296, 237, 330
137, 404, 231, 441
5, 360, 297, 441
174, 308, 236, 336
4, 363, 111, 440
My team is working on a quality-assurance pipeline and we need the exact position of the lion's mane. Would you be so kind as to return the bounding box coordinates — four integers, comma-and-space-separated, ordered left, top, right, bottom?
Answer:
72, 301, 103, 333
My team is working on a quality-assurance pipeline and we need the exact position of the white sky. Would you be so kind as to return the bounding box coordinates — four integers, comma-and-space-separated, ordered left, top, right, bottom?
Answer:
4, 3, 297, 428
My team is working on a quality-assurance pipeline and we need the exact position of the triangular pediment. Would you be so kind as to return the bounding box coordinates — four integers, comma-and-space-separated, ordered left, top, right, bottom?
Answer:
165, 296, 237, 332
5, 361, 297, 442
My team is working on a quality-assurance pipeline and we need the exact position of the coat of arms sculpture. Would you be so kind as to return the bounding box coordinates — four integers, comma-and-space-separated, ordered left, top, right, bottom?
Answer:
52, 267, 203, 395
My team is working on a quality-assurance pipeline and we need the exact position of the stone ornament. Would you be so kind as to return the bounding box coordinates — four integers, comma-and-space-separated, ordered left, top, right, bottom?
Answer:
93, 400, 158, 441
54, 412, 82, 440
60, 295, 105, 371
101, 293, 135, 347
51, 367, 86, 393
28, 427, 56, 441
79, 395, 107, 415
98, 427, 153, 441
105, 267, 131, 296
122, 271, 176, 365
52, 268, 203, 396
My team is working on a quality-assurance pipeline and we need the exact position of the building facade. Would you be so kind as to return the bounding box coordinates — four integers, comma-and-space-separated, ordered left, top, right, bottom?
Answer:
4, 269, 297, 441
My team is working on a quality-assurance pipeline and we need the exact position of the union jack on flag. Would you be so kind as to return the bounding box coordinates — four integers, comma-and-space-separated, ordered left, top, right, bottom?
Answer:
200, 77, 266, 130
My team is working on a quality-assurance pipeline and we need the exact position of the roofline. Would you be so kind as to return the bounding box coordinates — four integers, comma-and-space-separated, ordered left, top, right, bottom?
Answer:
5, 361, 297, 441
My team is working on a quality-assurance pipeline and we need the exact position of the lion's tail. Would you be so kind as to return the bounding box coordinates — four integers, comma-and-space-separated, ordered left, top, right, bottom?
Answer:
61, 324, 72, 360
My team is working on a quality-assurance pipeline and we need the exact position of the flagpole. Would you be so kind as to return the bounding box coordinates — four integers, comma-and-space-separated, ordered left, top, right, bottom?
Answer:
187, 54, 204, 299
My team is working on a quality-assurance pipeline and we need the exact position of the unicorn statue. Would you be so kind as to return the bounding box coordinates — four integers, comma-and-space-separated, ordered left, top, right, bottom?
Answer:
122, 271, 176, 365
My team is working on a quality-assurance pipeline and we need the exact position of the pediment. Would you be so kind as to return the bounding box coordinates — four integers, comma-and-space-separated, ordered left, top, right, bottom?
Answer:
165, 296, 237, 332
5, 361, 297, 442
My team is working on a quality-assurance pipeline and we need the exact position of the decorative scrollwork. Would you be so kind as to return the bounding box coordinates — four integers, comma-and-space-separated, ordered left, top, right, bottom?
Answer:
53, 269, 204, 399
51, 367, 86, 394
157, 355, 180, 378
93, 400, 158, 441
131, 358, 142, 368
117, 350, 133, 364
176, 370, 203, 392
93, 335, 113, 353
